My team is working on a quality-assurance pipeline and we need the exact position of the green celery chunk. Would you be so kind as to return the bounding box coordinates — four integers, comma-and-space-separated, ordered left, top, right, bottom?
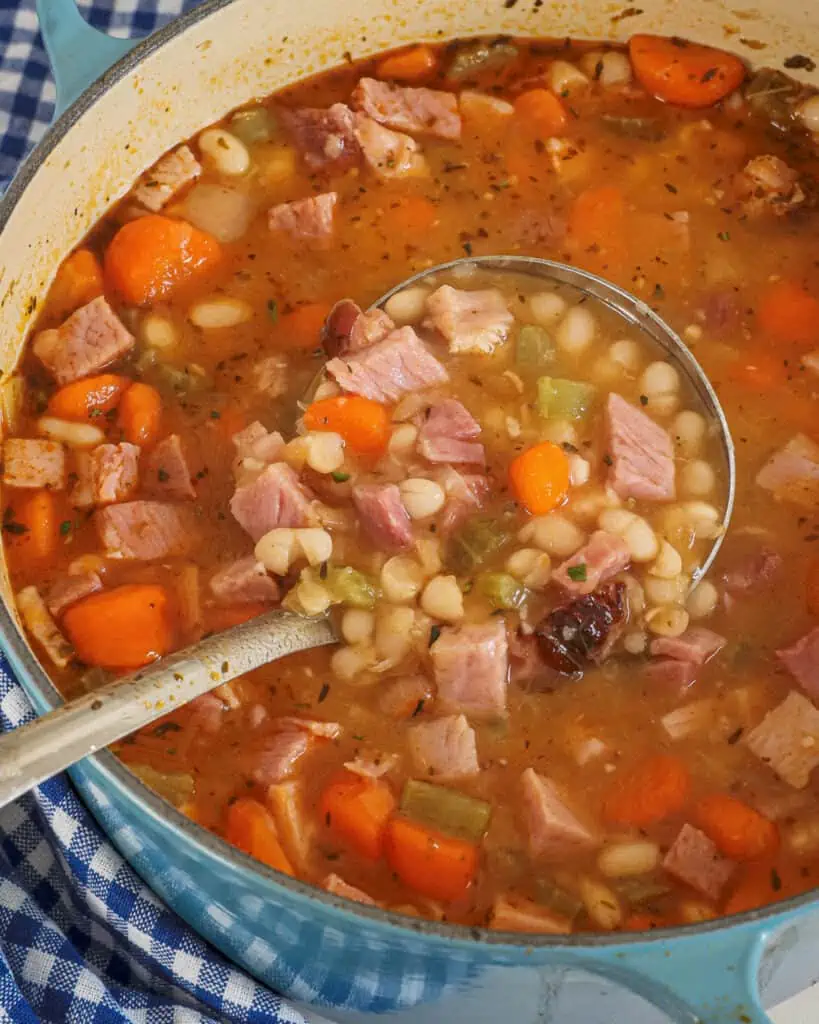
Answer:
129, 764, 194, 807
516, 324, 555, 368
537, 376, 595, 421
326, 565, 379, 609
230, 107, 276, 145
448, 516, 510, 574
476, 572, 528, 610
446, 40, 518, 79
534, 877, 584, 920
400, 779, 492, 841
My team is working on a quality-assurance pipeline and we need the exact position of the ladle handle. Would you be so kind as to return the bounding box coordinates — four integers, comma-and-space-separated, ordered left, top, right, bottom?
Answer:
0, 610, 336, 809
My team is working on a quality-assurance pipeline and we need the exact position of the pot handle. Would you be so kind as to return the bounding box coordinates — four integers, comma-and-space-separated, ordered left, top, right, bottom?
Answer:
35, 0, 134, 118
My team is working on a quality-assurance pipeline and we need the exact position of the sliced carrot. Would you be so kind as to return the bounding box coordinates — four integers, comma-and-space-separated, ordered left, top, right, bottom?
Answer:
62, 583, 172, 670
319, 770, 396, 860
104, 214, 222, 305
375, 45, 438, 83
48, 249, 104, 314
723, 860, 780, 915
381, 196, 439, 236
756, 279, 819, 348
118, 382, 162, 446
225, 797, 294, 876
4, 489, 58, 565
204, 602, 269, 633
509, 442, 570, 515
385, 816, 478, 903
568, 184, 627, 263
514, 89, 568, 136
628, 35, 746, 109
604, 754, 691, 827
47, 374, 131, 423
303, 395, 391, 455
693, 794, 779, 862
274, 302, 333, 350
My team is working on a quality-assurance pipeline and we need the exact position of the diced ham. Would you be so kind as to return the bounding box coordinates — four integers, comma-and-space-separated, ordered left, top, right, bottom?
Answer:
352, 77, 461, 139
778, 626, 819, 704
209, 556, 279, 605
643, 659, 699, 691
354, 114, 427, 178
605, 393, 675, 502
662, 824, 735, 900
661, 699, 716, 740
745, 691, 819, 789
424, 286, 514, 355
734, 155, 805, 217
722, 546, 782, 594
352, 482, 413, 552
552, 530, 631, 596
756, 435, 819, 508
90, 442, 140, 504
96, 501, 195, 559
143, 435, 195, 500
490, 896, 571, 934
650, 627, 726, 666
521, 767, 600, 860
268, 192, 337, 242
326, 326, 448, 403
33, 297, 135, 385
230, 462, 314, 541
16, 585, 74, 668
46, 571, 102, 618
407, 714, 479, 779
437, 468, 489, 534
508, 630, 552, 687
280, 103, 360, 170
417, 399, 485, 465
430, 619, 508, 718
323, 873, 377, 905
378, 674, 435, 718
321, 299, 395, 358
232, 422, 285, 464
699, 289, 741, 336
273, 717, 342, 739
344, 752, 399, 778
133, 145, 201, 212
249, 730, 310, 785
187, 693, 225, 734
252, 354, 289, 399
3, 438, 65, 490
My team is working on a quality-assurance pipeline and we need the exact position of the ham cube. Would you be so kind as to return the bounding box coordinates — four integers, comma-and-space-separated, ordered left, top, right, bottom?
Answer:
186, 693, 226, 734
408, 714, 479, 778
280, 103, 360, 170
249, 730, 310, 785
268, 192, 337, 242
33, 297, 135, 385
351, 77, 461, 140
133, 145, 201, 212
779, 627, 819, 703
430, 619, 508, 718
756, 434, 819, 508
321, 299, 395, 358
3, 438, 65, 490
96, 500, 195, 559
745, 691, 819, 789
90, 442, 140, 504
722, 546, 782, 594
327, 326, 448, 403
662, 824, 735, 900
323, 873, 377, 905
424, 286, 514, 354
17, 585, 74, 668
252, 354, 288, 399
354, 114, 427, 179
232, 422, 285, 464
650, 627, 726, 666
417, 399, 485, 465
437, 468, 489, 534
143, 434, 195, 500
552, 530, 631, 596
643, 659, 699, 691
605, 393, 675, 502
521, 768, 600, 860
352, 482, 413, 552
230, 463, 314, 542
46, 571, 102, 618
209, 556, 279, 605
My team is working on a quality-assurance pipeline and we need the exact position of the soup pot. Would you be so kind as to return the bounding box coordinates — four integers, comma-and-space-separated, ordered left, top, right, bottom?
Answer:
2, 1, 819, 1020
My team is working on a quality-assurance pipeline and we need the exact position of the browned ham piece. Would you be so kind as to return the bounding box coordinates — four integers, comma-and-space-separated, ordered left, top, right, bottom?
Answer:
354, 113, 428, 178
230, 463, 314, 541
744, 691, 819, 789
662, 824, 735, 900
326, 326, 448, 403
430, 619, 508, 718
133, 145, 201, 212
605, 392, 675, 501
521, 768, 600, 860
352, 482, 413, 552
552, 530, 631, 596
90, 442, 140, 504
209, 556, 279, 605
417, 399, 485, 465
33, 297, 135, 385
351, 77, 461, 140
268, 192, 338, 242
756, 435, 819, 508
424, 285, 513, 354
407, 714, 479, 778
46, 571, 103, 618
96, 501, 195, 559
3, 438, 66, 490
321, 300, 394, 358
650, 627, 726, 666
323, 874, 377, 905
143, 435, 196, 500
280, 103, 360, 169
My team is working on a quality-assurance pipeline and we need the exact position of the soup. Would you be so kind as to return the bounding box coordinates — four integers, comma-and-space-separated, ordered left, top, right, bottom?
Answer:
5, 33, 819, 933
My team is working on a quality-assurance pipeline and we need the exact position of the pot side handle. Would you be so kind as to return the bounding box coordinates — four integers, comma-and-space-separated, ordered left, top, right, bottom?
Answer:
36, 0, 134, 119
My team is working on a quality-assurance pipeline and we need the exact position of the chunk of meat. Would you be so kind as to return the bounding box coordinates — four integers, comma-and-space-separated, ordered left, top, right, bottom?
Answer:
354, 114, 428, 178
210, 556, 279, 605
508, 630, 553, 687
268, 192, 337, 242
273, 717, 342, 739
430, 619, 508, 718
756, 435, 819, 508
326, 326, 448, 403
378, 674, 435, 718
778, 627, 819, 704
552, 530, 631, 596
133, 145, 201, 212
535, 582, 628, 676
605, 393, 675, 501
700, 288, 741, 336
232, 422, 285, 464
252, 354, 288, 399
321, 299, 395, 358
279, 103, 360, 170
734, 155, 805, 217
437, 468, 490, 534
490, 896, 571, 935
186, 693, 225, 734
16, 585, 74, 668
143, 434, 195, 500
3, 438, 65, 490
521, 768, 600, 861
417, 399, 485, 465
650, 627, 726, 666
351, 77, 461, 140
90, 442, 140, 504
745, 691, 819, 789
424, 286, 514, 355
662, 824, 735, 900
46, 571, 102, 618
96, 501, 195, 559
643, 659, 698, 691
722, 546, 782, 594
33, 297, 135, 385
249, 731, 310, 785
230, 463, 314, 542
323, 873, 377, 905
344, 752, 400, 778
352, 482, 413, 552
407, 714, 479, 779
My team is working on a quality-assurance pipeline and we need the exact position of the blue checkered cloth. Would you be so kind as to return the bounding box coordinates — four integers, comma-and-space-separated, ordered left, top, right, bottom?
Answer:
0, 3, 313, 1021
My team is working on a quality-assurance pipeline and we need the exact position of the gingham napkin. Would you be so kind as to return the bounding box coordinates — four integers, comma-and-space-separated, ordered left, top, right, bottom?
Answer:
0, 2, 311, 1020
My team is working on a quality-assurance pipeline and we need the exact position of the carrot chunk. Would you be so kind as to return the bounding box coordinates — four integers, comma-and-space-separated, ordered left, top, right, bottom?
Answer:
728, 348, 788, 392
693, 794, 779, 862
628, 35, 746, 108
604, 754, 691, 827
104, 214, 222, 305
568, 184, 626, 261
5, 489, 59, 565
118, 382, 162, 447
509, 442, 569, 515
380, 196, 439, 236
225, 797, 295, 876
319, 770, 396, 860
274, 302, 333, 350
62, 583, 172, 670
375, 45, 438, 83
756, 279, 819, 348
49, 249, 104, 314
47, 374, 131, 422
204, 602, 269, 633
514, 89, 568, 135
385, 816, 478, 902
303, 395, 391, 455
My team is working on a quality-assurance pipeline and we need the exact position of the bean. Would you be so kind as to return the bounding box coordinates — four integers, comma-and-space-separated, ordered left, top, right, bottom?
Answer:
420, 575, 464, 622
331, 644, 376, 683
686, 579, 718, 619
680, 500, 722, 540
649, 540, 683, 579
639, 361, 680, 396
399, 477, 446, 519
568, 454, 591, 487
526, 513, 586, 558
556, 305, 596, 354
384, 286, 429, 324
609, 339, 641, 373
671, 410, 706, 457
646, 604, 690, 637
188, 297, 252, 329
37, 417, 104, 448
305, 431, 345, 474
644, 574, 687, 606
548, 60, 589, 96
597, 51, 632, 87
597, 840, 660, 878
68, 554, 107, 577
198, 128, 250, 176
786, 815, 819, 857
798, 95, 819, 133
528, 291, 567, 326
506, 547, 552, 588
415, 538, 443, 577
141, 313, 178, 349
578, 876, 622, 930
297, 528, 333, 566
678, 900, 717, 924
294, 578, 332, 616
375, 605, 415, 662
623, 631, 647, 654
539, 418, 578, 447
388, 423, 418, 454
381, 555, 425, 603
341, 608, 375, 645
599, 508, 658, 562
681, 459, 716, 497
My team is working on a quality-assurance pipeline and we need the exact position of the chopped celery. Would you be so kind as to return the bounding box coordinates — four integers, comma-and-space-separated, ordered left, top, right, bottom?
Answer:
326, 565, 379, 609
516, 325, 555, 368
130, 764, 194, 807
154, 362, 211, 395
400, 779, 491, 841
534, 877, 584, 920
476, 572, 528, 610
448, 516, 511, 574
230, 107, 277, 145
613, 877, 671, 904
446, 39, 518, 79
536, 376, 595, 421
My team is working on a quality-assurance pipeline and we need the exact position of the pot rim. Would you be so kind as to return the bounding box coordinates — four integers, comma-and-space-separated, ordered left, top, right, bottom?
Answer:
0, 0, 814, 951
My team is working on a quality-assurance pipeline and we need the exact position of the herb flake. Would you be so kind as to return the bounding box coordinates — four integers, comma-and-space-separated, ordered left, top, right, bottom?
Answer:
567, 563, 587, 583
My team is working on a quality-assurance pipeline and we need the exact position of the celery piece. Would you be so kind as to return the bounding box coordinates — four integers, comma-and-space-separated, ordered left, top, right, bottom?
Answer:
536, 376, 595, 420
129, 764, 194, 807
476, 572, 528, 610
326, 565, 379, 610
516, 325, 555, 368
448, 516, 510, 574
446, 40, 518, 79
230, 107, 276, 145
534, 877, 584, 920
400, 779, 492, 841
